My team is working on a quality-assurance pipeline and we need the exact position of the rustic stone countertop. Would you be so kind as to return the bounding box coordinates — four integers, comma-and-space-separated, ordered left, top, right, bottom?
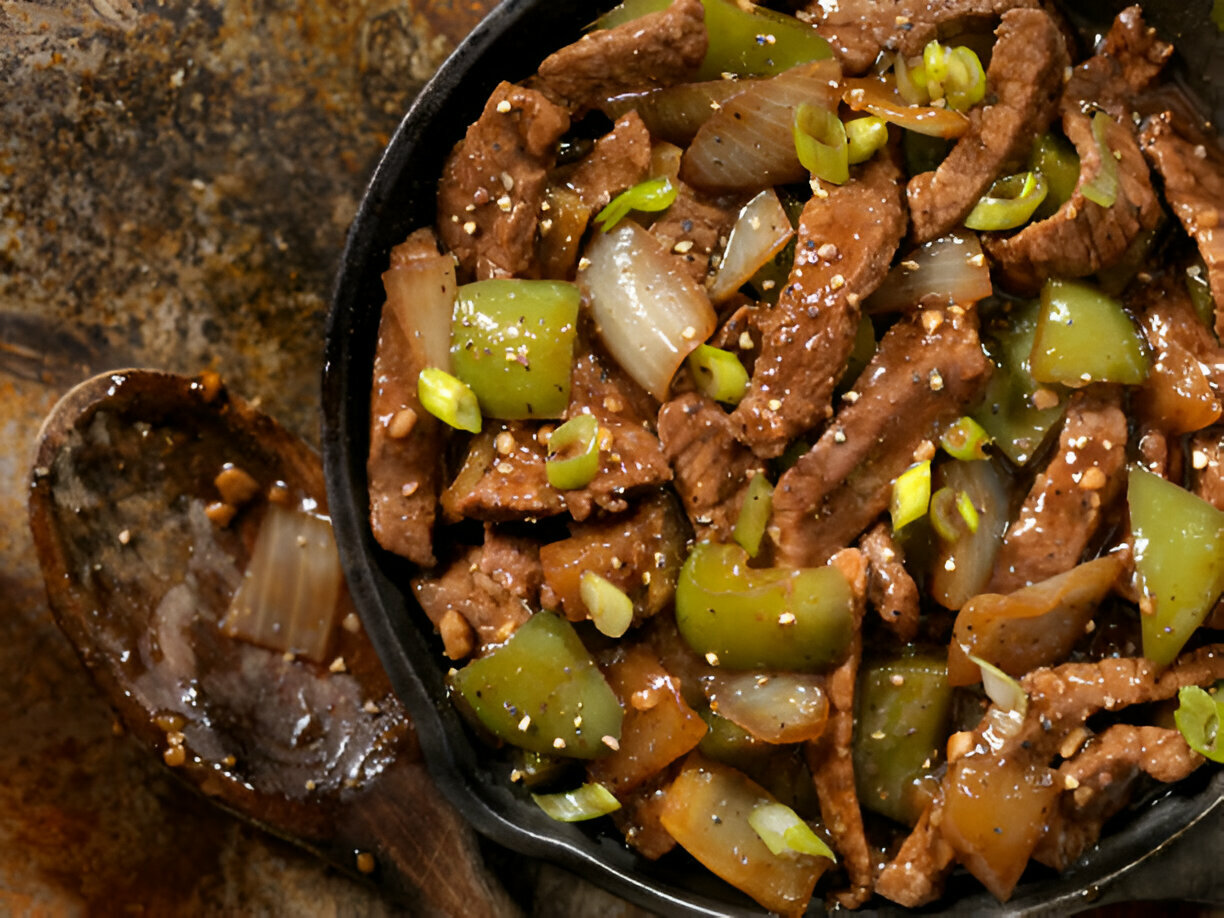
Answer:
0, 1, 1219, 916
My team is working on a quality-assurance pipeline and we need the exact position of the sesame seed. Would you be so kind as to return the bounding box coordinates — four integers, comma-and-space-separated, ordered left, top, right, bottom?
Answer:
496, 99, 512, 113
767, 398, 782, 411
463, 221, 477, 235
673, 239, 694, 254
705, 652, 720, 666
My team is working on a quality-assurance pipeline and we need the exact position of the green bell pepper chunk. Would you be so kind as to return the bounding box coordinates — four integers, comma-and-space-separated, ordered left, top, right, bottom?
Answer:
1129, 466, 1224, 667
451, 279, 579, 420
973, 300, 1066, 466
450, 612, 623, 758
1030, 278, 1149, 386
1028, 132, 1080, 220
598, 0, 831, 80
853, 653, 952, 826
675, 542, 855, 672
1174, 685, 1224, 763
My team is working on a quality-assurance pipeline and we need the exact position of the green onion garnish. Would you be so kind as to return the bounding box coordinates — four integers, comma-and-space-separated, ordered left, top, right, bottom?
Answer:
793, 103, 849, 185
929, 486, 960, 542
532, 782, 622, 822
687, 343, 750, 404
956, 490, 980, 534
890, 459, 931, 532
1174, 685, 1224, 763
964, 171, 1049, 231
748, 802, 837, 861
940, 416, 992, 461
595, 176, 677, 232
418, 367, 482, 433
579, 570, 635, 638
943, 46, 986, 112
845, 116, 889, 165
545, 413, 600, 490
1082, 111, 1119, 208
732, 472, 774, 558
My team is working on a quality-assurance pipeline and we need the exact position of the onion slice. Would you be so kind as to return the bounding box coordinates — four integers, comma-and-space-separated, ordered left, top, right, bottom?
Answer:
708, 188, 795, 303
681, 60, 843, 193
843, 77, 970, 139
866, 231, 992, 314
702, 670, 829, 744
221, 503, 344, 663
599, 80, 756, 146
579, 221, 716, 400
382, 249, 456, 372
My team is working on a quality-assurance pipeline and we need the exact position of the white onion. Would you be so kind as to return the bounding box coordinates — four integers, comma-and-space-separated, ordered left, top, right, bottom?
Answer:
221, 503, 344, 663
579, 221, 716, 399
970, 653, 1029, 748
599, 80, 755, 146
708, 188, 795, 304
702, 670, 829, 744
382, 251, 456, 371
865, 230, 992, 314
681, 60, 843, 193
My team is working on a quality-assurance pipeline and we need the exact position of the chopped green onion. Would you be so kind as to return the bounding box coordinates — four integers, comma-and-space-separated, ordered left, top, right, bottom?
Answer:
733, 472, 774, 558
890, 460, 931, 531
418, 367, 482, 433
687, 343, 750, 404
894, 53, 927, 106
943, 46, 986, 112
956, 490, 980, 534
929, 486, 961, 542
940, 416, 992, 461
748, 802, 837, 861
923, 41, 950, 87
579, 570, 635, 638
964, 171, 1049, 231
532, 782, 622, 822
969, 653, 1028, 717
845, 116, 889, 165
1082, 111, 1119, 208
595, 176, 677, 232
1174, 685, 1224, 763
793, 103, 849, 185
545, 414, 600, 490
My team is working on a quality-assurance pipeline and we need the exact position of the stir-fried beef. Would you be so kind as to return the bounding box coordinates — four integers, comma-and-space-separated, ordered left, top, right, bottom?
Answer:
368, 231, 449, 567
731, 155, 907, 458
1072, 5, 1172, 114
539, 490, 689, 624
804, 0, 1039, 76
1141, 112, 1224, 339
908, 8, 1068, 244
411, 535, 539, 659
1190, 426, 1224, 511
535, 0, 707, 111
565, 111, 653, 212
987, 387, 1128, 593
1136, 276, 1224, 398
657, 392, 766, 542
860, 522, 921, 642
438, 83, 570, 280
983, 11, 1165, 294
650, 181, 740, 286
772, 307, 991, 567
440, 422, 567, 523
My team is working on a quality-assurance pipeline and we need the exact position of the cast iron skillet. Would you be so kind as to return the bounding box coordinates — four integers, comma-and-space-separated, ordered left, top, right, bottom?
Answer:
323, 2, 1224, 914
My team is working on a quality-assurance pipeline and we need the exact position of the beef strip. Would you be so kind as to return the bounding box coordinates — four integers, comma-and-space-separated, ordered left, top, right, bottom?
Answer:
730, 154, 907, 458
1190, 426, 1224, 511
986, 387, 1128, 593
771, 306, 991, 567
983, 10, 1166, 294
650, 181, 740, 286
411, 530, 540, 659
535, 0, 707, 111
657, 392, 767, 543
803, 0, 1039, 76
440, 421, 567, 523
907, 8, 1068, 244
805, 549, 874, 909
860, 522, 921, 642
565, 111, 653, 212
1141, 111, 1224, 340
367, 230, 449, 567
1035, 725, 1202, 871
874, 804, 956, 908
1136, 275, 1224, 397
437, 82, 570, 280
539, 490, 690, 624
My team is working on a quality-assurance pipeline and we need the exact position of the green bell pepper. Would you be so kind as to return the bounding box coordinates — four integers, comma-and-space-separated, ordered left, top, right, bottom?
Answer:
1029, 278, 1149, 386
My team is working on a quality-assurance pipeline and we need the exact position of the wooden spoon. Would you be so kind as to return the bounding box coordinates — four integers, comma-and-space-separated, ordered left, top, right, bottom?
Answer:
27, 369, 518, 918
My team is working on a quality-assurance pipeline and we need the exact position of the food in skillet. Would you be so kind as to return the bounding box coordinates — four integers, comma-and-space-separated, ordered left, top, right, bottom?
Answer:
366, 0, 1224, 912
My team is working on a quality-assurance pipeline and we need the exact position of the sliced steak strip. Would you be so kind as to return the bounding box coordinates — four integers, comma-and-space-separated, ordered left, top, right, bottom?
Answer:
860, 522, 921, 642
368, 230, 450, 567
438, 82, 570, 280
986, 387, 1128, 593
908, 8, 1069, 244
650, 181, 739, 286
983, 10, 1166, 294
536, 0, 707, 111
1141, 111, 1224, 340
441, 422, 566, 523
771, 306, 991, 567
803, 0, 1039, 76
730, 154, 906, 459
565, 111, 653, 212
1190, 426, 1224, 512
657, 392, 766, 543
874, 804, 956, 908
1136, 276, 1224, 397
